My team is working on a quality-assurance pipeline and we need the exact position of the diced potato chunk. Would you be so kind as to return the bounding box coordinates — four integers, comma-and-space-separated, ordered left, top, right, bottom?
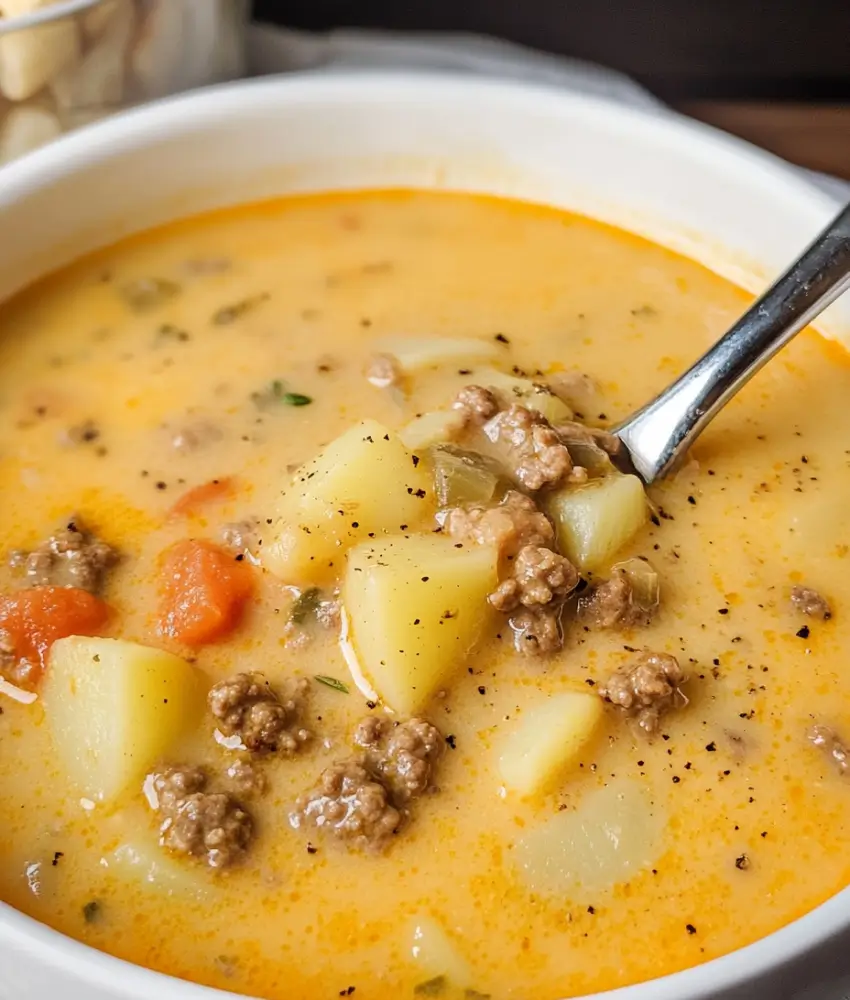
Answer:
343, 534, 497, 714
373, 336, 502, 371
481, 368, 573, 423
408, 915, 473, 991
261, 420, 431, 583
108, 839, 210, 900
548, 474, 648, 572
399, 409, 466, 450
498, 691, 604, 796
43, 637, 203, 802
516, 780, 663, 896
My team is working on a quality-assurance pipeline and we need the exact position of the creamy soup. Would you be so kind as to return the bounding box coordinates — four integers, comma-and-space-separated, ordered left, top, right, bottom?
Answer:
1, 191, 850, 1000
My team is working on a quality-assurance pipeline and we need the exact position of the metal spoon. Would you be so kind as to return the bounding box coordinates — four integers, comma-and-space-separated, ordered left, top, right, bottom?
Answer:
615, 202, 850, 484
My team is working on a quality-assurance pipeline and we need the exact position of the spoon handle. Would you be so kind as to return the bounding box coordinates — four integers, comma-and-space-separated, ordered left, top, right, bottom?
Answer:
616, 202, 850, 483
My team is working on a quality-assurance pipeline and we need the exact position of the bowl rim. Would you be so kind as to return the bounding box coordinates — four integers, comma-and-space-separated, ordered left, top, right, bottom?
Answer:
0, 68, 846, 1000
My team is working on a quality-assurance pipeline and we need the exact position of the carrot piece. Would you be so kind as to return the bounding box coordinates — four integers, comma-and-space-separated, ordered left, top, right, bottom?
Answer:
158, 539, 254, 646
0, 587, 110, 685
169, 477, 235, 518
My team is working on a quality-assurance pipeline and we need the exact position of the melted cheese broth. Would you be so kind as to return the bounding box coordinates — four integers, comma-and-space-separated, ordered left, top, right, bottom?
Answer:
1, 192, 849, 999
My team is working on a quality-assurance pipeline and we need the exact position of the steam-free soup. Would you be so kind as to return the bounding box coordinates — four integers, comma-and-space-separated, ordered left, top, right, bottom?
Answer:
1, 191, 849, 1000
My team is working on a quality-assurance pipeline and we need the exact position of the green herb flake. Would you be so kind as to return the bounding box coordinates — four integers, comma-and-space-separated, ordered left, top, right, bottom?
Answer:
212, 293, 270, 326
283, 392, 313, 407
82, 900, 101, 923
414, 977, 447, 997
314, 675, 350, 695
120, 277, 181, 313
252, 380, 312, 411
289, 587, 322, 625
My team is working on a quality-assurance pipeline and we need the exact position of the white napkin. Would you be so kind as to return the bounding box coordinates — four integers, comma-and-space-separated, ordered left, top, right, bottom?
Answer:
247, 25, 849, 203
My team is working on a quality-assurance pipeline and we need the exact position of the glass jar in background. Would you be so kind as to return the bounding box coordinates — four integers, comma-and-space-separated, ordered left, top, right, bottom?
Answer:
0, 0, 249, 165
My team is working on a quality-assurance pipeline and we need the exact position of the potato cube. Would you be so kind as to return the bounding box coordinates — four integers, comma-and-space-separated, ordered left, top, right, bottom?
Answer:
548, 474, 647, 572
261, 419, 432, 583
108, 839, 210, 900
43, 637, 203, 802
408, 915, 473, 989
498, 691, 604, 796
343, 534, 498, 714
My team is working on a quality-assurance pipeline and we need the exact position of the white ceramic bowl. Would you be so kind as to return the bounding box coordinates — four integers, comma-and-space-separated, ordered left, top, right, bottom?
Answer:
0, 71, 848, 1000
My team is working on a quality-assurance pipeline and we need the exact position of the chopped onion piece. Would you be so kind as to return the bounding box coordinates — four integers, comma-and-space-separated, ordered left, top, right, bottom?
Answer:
0, 678, 37, 704
338, 606, 381, 705
432, 446, 502, 508
611, 557, 660, 612
559, 435, 615, 479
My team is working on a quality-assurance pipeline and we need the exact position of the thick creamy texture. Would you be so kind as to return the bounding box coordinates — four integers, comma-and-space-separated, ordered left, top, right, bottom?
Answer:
1, 191, 850, 1000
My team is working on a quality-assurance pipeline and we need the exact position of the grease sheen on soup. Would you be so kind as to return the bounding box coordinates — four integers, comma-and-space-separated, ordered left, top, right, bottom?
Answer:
1, 191, 850, 1000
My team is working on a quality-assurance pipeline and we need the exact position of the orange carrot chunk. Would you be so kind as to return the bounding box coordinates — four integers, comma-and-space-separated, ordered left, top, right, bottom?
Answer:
0, 587, 110, 685
158, 539, 254, 647
168, 477, 235, 518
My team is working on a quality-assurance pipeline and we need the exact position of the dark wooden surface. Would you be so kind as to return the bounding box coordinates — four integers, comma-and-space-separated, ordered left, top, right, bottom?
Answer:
677, 103, 850, 181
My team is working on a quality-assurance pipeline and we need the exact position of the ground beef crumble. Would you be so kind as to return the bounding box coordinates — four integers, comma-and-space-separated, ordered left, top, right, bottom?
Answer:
483, 404, 577, 491
599, 651, 685, 733
452, 385, 499, 425
225, 759, 268, 798
353, 717, 443, 803
208, 673, 310, 754
445, 490, 575, 656
7, 516, 118, 593
489, 545, 579, 612
579, 567, 657, 629
509, 607, 562, 655
445, 490, 554, 556
291, 760, 401, 852
150, 766, 252, 869
293, 717, 444, 851
809, 725, 849, 774
791, 585, 832, 620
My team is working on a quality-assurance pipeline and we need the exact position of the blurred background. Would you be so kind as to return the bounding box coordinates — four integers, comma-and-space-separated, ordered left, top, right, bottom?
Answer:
254, 0, 850, 181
